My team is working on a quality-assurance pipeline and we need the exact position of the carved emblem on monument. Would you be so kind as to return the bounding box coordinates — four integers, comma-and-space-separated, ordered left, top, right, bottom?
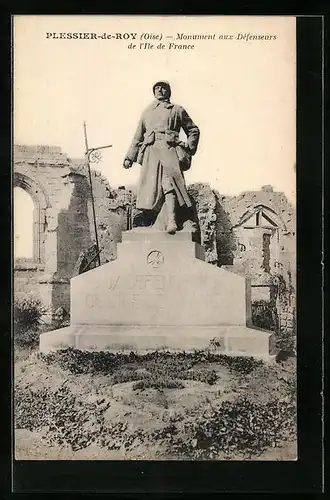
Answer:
147, 250, 164, 268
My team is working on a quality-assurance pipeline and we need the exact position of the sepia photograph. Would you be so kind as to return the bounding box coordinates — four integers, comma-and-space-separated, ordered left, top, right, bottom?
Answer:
13, 15, 297, 462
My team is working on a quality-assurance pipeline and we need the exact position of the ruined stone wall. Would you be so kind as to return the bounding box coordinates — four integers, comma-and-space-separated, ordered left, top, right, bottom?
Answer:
187, 183, 296, 337
68, 163, 129, 265
14, 265, 43, 296
187, 184, 218, 264
178, 183, 295, 289
222, 186, 296, 338
221, 185, 295, 284
13, 145, 128, 318
279, 298, 296, 337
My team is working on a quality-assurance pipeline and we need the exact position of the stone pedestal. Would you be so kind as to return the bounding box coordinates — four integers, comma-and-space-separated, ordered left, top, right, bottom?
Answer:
40, 228, 272, 358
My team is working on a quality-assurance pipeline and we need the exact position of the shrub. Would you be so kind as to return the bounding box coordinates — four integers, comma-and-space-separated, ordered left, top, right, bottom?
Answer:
14, 294, 44, 329
251, 300, 278, 331
42, 348, 263, 378
14, 294, 44, 348
53, 306, 70, 328
276, 331, 296, 354
42, 349, 136, 375
14, 328, 40, 349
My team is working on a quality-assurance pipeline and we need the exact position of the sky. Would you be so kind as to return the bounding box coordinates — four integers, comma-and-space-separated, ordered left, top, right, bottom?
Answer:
14, 15, 296, 204
14, 187, 33, 258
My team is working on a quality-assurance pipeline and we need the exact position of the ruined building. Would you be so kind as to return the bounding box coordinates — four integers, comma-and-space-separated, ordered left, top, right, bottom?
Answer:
13, 145, 130, 317
187, 183, 296, 336
14, 145, 296, 336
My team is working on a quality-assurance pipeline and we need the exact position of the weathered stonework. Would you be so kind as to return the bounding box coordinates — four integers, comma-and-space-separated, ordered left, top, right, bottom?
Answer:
187, 184, 218, 264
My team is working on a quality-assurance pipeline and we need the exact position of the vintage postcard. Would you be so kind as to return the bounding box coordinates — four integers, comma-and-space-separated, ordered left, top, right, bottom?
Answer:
13, 15, 297, 463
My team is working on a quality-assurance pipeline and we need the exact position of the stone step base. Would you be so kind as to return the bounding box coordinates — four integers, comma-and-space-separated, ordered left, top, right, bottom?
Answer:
40, 324, 273, 359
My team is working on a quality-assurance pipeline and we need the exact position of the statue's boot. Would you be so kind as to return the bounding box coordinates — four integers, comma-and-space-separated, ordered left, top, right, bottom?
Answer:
165, 192, 178, 234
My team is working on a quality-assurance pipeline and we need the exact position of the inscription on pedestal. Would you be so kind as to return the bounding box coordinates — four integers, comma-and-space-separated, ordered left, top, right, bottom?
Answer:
73, 251, 246, 326
108, 274, 165, 291
84, 273, 232, 315
106, 274, 215, 293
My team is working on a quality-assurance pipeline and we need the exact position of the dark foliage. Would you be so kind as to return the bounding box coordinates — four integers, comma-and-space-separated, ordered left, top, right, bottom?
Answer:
42, 348, 264, 377
172, 397, 296, 459
14, 295, 44, 348
252, 299, 278, 332
275, 331, 296, 354
15, 384, 111, 451
15, 380, 295, 458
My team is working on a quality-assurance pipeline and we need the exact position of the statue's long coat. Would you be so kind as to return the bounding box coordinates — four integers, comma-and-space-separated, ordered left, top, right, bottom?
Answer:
126, 99, 200, 211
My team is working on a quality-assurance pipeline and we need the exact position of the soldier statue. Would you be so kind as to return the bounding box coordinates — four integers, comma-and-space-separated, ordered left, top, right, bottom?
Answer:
123, 80, 200, 234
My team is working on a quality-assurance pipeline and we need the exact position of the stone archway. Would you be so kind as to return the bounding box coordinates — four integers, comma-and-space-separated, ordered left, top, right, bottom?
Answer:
13, 170, 49, 265
13, 144, 130, 318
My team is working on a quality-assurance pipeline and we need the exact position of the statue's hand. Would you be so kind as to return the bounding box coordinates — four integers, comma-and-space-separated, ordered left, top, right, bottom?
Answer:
123, 158, 133, 169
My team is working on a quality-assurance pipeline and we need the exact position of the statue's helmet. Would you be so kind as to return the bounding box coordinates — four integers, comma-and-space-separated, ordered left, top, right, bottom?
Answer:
153, 80, 171, 97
